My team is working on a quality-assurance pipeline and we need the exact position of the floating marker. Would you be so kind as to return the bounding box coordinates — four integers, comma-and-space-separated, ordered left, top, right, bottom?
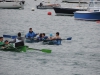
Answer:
48, 12, 52, 15
31, 8, 35, 11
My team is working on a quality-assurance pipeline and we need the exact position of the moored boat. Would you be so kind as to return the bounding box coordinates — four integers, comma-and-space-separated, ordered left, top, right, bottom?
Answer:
74, 0, 100, 20
0, 0, 25, 9
53, 7, 87, 16
62, 0, 88, 3
36, 2, 61, 9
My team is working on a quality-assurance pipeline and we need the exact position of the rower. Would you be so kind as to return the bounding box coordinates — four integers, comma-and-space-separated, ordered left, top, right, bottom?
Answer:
50, 32, 61, 40
9, 32, 24, 47
49, 32, 61, 45
0, 37, 4, 46
1, 40, 13, 49
37, 33, 43, 41
42, 33, 48, 40
25, 28, 39, 39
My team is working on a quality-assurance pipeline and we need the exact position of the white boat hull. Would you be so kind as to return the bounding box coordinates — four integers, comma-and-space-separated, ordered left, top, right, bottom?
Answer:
62, 0, 88, 3
36, 4, 61, 9
0, 1, 24, 9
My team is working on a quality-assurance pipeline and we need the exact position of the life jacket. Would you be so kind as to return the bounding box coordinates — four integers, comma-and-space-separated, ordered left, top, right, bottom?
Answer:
15, 38, 24, 47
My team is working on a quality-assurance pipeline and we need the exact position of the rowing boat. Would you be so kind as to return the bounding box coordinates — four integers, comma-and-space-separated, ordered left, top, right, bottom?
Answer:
3, 34, 72, 45
25, 38, 40, 43
0, 46, 27, 52
43, 39, 61, 45
0, 44, 51, 53
25, 38, 62, 45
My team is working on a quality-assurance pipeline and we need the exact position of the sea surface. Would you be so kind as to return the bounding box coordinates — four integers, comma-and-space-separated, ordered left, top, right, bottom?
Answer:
0, 0, 100, 75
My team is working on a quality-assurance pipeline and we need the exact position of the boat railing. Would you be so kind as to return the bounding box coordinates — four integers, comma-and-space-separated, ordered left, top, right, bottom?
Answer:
87, 0, 100, 11
87, 7, 100, 12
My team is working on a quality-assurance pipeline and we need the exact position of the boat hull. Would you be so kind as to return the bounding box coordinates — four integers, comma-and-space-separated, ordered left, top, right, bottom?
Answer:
36, 4, 61, 9
0, 46, 27, 52
62, 0, 87, 3
43, 40, 61, 45
0, 1, 24, 9
25, 38, 39, 43
53, 7, 87, 16
74, 11, 100, 20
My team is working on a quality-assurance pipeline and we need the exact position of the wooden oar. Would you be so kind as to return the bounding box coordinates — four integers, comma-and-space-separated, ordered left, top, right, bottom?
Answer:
27, 47, 51, 53
3, 35, 17, 39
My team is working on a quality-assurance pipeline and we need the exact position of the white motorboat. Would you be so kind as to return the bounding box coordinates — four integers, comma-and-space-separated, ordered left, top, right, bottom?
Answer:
0, 0, 25, 9
74, 0, 100, 20
62, 0, 88, 3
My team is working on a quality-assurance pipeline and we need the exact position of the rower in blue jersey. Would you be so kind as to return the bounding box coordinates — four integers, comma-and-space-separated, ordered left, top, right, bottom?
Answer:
26, 28, 38, 39
36, 33, 43, 41
42, 33, 48, 40
37, 33, 48, 41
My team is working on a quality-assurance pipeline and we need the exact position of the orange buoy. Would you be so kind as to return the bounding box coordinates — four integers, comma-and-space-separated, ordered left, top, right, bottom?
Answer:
48, 12, 52, 15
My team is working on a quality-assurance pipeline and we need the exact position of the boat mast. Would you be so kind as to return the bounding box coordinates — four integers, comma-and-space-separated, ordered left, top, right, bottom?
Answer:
79, 0, 81, 7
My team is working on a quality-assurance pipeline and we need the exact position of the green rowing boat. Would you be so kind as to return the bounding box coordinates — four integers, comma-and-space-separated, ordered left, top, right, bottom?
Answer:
0, 46, 27, 52
0, 45, 51, 53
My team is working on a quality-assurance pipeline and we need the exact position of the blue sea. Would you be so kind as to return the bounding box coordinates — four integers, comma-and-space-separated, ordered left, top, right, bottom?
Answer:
0, 0, 100, 75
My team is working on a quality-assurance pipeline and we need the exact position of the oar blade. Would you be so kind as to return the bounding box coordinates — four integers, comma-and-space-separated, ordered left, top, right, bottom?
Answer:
3, 35, 11, 38
41, 49, 52, 53
67, 37, 72, 40
3, 35, 17, 39
11, 36, 17, 39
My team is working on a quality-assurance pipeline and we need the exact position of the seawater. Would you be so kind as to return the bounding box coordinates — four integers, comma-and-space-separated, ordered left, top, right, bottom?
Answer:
0, 0, 100, 75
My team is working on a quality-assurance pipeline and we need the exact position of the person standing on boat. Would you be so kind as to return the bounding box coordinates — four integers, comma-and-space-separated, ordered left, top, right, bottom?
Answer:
9, 32, 24, 47
0, 37, 4, 47
26, 28, 38, 39
40, 2, 43, 6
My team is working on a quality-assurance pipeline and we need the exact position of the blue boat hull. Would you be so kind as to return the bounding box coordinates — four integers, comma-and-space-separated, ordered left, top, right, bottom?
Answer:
25, 38, 39, 43
43, 40, 61, 45
74, 11, 100, 20
25, 38, 62, 45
